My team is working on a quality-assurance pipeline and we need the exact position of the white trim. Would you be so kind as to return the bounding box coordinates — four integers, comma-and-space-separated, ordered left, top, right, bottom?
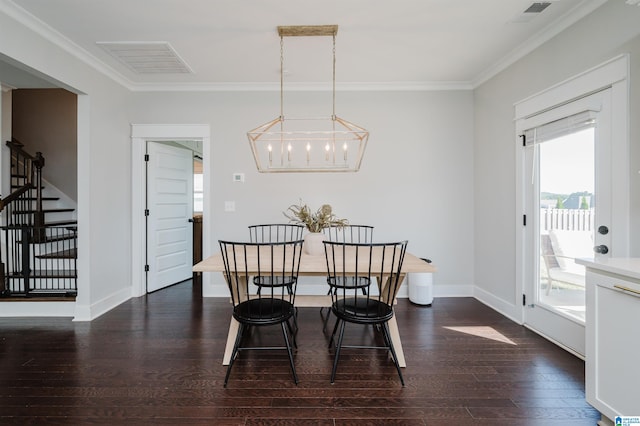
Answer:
514, 55, 629, 351
1, 0, 607, 93
130, 124, 211, 298
473, 0, 608, 88
0, 0, 133, 90
524, 324, 585, 360
514, 54, 629, 119
474, 286, 523, 324
129, 81, 474, 92
73, 94, 91, 320
0, 301, 76, 317
73, 286, 131, 321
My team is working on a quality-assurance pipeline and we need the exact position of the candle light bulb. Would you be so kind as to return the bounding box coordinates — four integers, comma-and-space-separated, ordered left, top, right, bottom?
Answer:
343, 142, 348, 161
306, 143, 311, 163
287, 143, 292, 162
267, 144, 272, 165
325, 143, 330, 161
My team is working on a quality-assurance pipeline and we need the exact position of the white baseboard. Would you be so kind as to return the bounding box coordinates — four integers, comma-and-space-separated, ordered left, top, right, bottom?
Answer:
473, 286, 523, 324
0, 301, 76, 317
73, 287, 131, 321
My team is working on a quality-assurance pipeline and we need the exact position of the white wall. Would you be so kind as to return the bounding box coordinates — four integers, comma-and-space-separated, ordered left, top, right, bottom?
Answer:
128, 89, 475, 295
473, 1, 640, 318
9, 1, 638, 320
0, 7, 133, 319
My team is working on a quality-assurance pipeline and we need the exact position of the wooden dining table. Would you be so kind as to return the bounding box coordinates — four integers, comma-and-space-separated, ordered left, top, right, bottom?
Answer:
193, 248, 436, 367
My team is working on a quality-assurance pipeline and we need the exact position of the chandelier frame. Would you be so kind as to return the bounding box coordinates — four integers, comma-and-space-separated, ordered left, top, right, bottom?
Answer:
247, 25, 369, 173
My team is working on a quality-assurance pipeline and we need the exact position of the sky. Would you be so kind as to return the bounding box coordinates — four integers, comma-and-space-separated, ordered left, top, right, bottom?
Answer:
539, 128, 595, 195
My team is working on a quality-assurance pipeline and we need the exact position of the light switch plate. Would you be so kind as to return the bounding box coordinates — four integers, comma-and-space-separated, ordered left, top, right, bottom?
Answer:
224, 201, 235, 212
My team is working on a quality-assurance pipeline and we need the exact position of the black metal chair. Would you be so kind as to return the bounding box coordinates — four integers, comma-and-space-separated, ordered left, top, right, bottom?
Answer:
324, 224, 374, 244
249, 224, 305, 244
249, 224, 304, 296
323, 240, 408, 385
321, 225, 374, 327
219, 239, 303, 387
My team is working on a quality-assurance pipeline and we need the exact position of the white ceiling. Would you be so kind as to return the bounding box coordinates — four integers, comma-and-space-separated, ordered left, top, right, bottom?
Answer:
2, 0, 609, 90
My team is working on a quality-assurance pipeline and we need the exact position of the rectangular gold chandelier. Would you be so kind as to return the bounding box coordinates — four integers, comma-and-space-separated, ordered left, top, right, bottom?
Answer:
247, 25, 369, 173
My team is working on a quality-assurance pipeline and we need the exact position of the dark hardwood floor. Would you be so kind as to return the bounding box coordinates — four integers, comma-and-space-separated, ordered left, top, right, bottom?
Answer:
0, 280, 600, 425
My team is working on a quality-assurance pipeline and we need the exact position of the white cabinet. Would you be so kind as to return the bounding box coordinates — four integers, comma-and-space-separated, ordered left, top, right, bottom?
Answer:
578, 258, 640, 422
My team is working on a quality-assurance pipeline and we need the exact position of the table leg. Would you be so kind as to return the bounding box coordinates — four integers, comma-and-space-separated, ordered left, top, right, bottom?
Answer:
223, 317, 239, 366
387, 316, 406, 368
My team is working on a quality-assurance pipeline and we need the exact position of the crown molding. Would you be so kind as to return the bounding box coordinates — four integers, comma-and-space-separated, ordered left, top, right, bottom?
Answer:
2, 0, 607, 94
472, 0, 608, 88
0, 1, 472, 93
0, 0, 135, 91
129, 81, 473, 92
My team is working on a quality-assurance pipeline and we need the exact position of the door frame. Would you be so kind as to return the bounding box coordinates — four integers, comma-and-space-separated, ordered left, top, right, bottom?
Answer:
514, 55, 629, 348
131, 124, 211, 297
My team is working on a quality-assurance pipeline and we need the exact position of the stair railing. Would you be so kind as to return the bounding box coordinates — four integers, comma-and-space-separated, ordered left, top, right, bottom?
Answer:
2, 139, 45, 229
1, 139, 55, 296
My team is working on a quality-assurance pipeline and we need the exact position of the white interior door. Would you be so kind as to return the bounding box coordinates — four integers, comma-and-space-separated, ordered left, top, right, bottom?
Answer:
520, 90, 612, 357
146, 142, 193, 293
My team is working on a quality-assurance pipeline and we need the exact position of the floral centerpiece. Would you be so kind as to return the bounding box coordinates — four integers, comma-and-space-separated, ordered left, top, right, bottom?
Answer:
284, 201, 348, 232
284, 201, 348, 255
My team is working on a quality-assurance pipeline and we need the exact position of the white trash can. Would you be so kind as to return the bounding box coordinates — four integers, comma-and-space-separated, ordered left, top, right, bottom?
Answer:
408, 258, 433, 306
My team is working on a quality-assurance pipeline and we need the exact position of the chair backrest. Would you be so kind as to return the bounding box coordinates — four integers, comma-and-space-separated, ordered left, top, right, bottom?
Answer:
219, 240, 304, 312
248, 224, 305, 243
324, 225, 374, 243
323, 240, 408, 316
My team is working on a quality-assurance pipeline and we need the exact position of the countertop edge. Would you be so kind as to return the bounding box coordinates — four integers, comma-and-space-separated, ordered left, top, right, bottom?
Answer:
575, 257, 640, 280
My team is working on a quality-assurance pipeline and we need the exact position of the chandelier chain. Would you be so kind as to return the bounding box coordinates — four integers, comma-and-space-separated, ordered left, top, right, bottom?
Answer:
332, 33, 336, 120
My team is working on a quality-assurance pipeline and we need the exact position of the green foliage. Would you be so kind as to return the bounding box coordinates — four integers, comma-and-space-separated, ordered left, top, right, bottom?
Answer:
580, 196, 589, 209
556, 196, 565, 209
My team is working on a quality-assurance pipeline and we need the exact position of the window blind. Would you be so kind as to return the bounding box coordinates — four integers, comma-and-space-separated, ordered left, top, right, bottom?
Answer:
522, 110, 597, 146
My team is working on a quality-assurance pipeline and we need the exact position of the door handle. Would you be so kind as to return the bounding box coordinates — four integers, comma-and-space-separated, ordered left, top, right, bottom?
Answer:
597, 225, 609, 235
188, 218, 194, 223
593, 245, 609, 254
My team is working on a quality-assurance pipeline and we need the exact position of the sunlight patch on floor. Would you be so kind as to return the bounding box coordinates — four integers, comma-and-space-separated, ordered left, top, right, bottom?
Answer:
444, 326, 517, 345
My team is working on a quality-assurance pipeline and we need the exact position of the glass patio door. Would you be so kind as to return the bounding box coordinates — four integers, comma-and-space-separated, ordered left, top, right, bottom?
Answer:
535, 125, 594, 321
521, 89, 612, 357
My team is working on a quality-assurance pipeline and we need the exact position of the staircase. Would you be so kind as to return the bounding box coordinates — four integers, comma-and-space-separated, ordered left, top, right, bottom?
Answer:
0, 139, 77, 298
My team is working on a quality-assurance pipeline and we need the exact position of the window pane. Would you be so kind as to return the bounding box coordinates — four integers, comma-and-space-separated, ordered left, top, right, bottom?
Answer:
537, 127, 594, 323
194, 173, 203, 212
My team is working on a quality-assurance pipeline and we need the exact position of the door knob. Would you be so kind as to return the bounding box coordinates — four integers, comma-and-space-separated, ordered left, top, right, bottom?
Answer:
593, 245, 609, 254
597, 225, 609, 235
188, 218, 194, 223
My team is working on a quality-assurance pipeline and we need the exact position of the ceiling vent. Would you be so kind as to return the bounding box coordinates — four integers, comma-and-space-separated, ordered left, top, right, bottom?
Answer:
96, 42, 193, 74
510, 2, 553, 23
523, 2, 552, 13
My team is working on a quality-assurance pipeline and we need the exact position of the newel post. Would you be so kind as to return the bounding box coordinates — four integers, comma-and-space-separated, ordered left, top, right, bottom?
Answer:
33, 152, 46, 243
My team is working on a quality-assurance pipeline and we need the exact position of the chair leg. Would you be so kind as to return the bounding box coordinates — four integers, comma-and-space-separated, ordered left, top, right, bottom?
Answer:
328, 317, 341, 349
281, 322, 299, 384
321, 306, 333, 332
330, 319, 346, 383
224, 322, 246, 387
319, 287, 332, 316
381, 322, 405, 386
286, 318, 298, 349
